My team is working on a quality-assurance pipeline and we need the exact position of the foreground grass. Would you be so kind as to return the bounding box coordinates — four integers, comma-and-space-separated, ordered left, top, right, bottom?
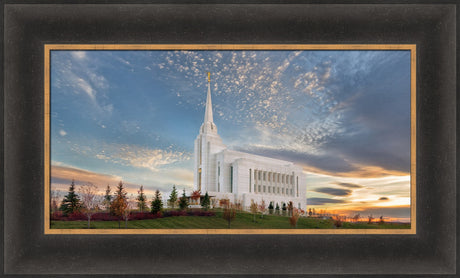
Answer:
51, 211, 410, 229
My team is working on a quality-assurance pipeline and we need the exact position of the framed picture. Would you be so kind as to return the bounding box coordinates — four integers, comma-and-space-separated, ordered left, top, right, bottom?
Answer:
45, 44, 416, 235
3, 2, 456, 276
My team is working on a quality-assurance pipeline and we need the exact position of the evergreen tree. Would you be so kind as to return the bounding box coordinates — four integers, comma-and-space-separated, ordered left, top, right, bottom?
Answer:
168, 185, 178, 209
275, 203, 280, 215
103, 184, 112, 211
268, 202, 274, 215
201, 191, 210, 210
110, 181, 128, 228
136, 185, 147, 212
151, 190, 163, 214
59, 179, 81, 216
282, 202, 287, 216
178, 189, 189, 210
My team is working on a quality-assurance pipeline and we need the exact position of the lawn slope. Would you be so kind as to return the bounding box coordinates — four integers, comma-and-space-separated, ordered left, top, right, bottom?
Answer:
51, 211, 410, 229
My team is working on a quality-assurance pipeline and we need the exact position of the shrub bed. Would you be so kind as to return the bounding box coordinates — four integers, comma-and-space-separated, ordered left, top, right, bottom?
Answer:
51, 210, 215, 221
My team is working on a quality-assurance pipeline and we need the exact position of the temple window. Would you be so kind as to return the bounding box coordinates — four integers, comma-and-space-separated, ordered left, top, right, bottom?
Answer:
249, 169, 252, 192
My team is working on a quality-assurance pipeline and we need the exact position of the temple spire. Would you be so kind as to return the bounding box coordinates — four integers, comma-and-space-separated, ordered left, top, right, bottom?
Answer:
204, 72, 213, 124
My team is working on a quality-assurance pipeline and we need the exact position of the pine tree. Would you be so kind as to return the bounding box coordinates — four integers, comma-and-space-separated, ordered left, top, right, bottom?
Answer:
201, 191, 210, 210
168, 185, 178, 209
136, 185, 147, 213
103, 184, 112, 211
178, 189, 189, 210
110, 181, 128, 228
275, 203, 280, 215
59, 179, 81, 216
151, 190, 163, 214
268, 202, 274, 215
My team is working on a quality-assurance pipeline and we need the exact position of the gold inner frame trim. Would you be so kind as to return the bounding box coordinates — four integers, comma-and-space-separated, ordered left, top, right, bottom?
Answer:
44, 44, 416, 235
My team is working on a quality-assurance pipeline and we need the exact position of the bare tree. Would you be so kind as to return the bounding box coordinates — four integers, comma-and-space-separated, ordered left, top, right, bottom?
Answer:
250, 200, 258, 223
287, 201, 294, 217
79, 183, 102, 229
368, 215, 374, 224
50, 190, 62, 214
234, 198, 243, 211
102, 184, 112, 212
352, 213, 361, 223
290, 208, 303, 228
332, 215, 346, 228
222, 202, 237, 228
258, 199, 267, 219
191, 190, 201, 205
123, 194, 135, 228
136, 185, 147, 213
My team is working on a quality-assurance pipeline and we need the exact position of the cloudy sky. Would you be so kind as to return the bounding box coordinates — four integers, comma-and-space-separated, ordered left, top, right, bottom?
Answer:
50, 49, 412, 222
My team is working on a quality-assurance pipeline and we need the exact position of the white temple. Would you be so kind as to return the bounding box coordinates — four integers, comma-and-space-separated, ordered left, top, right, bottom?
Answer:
193, 73, 307, 210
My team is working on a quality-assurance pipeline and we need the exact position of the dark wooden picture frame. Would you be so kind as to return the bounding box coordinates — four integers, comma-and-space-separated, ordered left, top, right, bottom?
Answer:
2, 2, 456, 276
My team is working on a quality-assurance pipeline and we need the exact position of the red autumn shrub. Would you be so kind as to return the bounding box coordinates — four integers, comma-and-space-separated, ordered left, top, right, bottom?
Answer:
163, 210, 187, 217
91, 212, 118, 221
130, 212, 162, 220
51, 211, 64, 220
51, 209, 215, 222
67, 211, 86, 221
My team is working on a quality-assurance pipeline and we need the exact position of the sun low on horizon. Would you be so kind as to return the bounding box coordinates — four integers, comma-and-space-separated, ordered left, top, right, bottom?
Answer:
50, 49, 412, 222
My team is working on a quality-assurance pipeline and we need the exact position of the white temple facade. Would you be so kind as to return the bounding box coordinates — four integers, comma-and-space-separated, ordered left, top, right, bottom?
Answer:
193, 73, 307, 210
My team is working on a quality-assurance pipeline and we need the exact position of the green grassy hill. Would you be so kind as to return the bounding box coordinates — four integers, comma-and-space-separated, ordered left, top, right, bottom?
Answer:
51, 210, 410, 229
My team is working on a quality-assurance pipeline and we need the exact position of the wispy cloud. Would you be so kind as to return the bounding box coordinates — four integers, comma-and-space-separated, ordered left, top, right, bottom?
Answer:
51, 163, 188, 198
150, 50, 410, 177
51, 51, 112, 117
69, 140, 191, 172
333, 182, 364, 188
51, 164, 123, 190
71, 51, 87, 60
308, 198, 349, 205
313, 187, 353, 197
306, 170, 410, 214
